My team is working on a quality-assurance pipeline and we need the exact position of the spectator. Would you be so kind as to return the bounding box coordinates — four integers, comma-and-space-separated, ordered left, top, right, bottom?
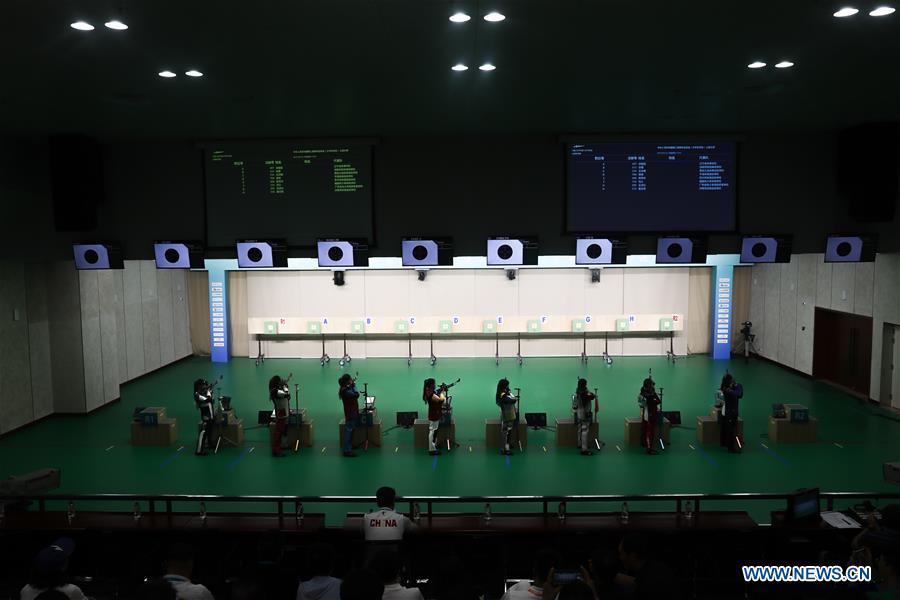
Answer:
363, 487, 416, 542
501, 548, 560, 600
340, 570, 382, 600
371, 549, 422, 600
20, 538, 86, 600
617, 534, 676, 600
135, 579, 177, 600
297, 544, 341, 600
540, 568, 597, 600
33, 592, 70, 600
424, 554, 480, 600
162, 543, 215, 600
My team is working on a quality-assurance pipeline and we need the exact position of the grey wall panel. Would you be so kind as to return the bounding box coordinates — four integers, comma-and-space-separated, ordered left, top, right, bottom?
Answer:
171, 269, 190, 358
777, 259, 798, 369
139, 261, 161, 373
157, 268, 176, 365
25, 263, 54, 420
97, 271, 121, 404
831, 263, 856, 314
123, 261, 145, 379
795, 254, 818, 375
873, 254, 900, 326
748, 265, 766, 354
113, 270, 128, 385
48, 262, 85, 413
0, 260, 33, 433
762, 264, 781, 359
79, 270, 104, 413
854, 262, 875, 318
816, 260, 832, 310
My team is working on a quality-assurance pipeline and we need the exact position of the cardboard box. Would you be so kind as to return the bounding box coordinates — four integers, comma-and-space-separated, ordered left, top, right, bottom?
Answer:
768, 416, 817, 443
696, 415, 743, 445
270, 408, 314, 448
339, 418, 382, 448
413, 419, 456, 449
555, 418, 600, 447
624, 417, 671, 447
198, 420, 245, 447
131, 418, 178, 446
485, 418, 528, 449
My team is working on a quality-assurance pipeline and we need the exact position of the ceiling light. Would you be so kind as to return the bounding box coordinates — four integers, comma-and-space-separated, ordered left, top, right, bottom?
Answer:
104, 20, 128, 30
185, 70, 204, 77
479, 63, 496, 71
449, 12, 471, 23
869, 6, 896, 15
833, 7, 859, 16
484, 11, 506, 22
158, 70, 177, 78
775, 61, 794, 68
451, 64, 469, 71
70, 21, 94, 31
747, 61, 766, 69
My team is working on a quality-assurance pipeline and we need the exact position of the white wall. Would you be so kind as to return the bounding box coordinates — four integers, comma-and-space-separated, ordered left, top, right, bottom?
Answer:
748, 253, 900, 404
242, 267, 694, 359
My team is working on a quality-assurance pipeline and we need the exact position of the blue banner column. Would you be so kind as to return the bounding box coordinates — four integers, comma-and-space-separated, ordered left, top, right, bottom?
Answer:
712, 265, 734, 360
207, 261, 230, 363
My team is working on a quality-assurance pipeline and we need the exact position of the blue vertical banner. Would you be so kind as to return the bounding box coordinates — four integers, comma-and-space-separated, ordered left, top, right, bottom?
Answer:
207, 261, 230, 363
712, 265, 733, 359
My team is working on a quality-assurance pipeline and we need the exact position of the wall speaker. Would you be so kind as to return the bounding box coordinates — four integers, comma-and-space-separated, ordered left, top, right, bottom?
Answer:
50, 135, 103, 232
824, 235, 877, 263
740, 235, 793, 263
236, 239, 288, 268
401, 238, 453, 266
317, 239, 370, 267
837, 122, 898, 223
487, 237, 538, 266
154, 241, 205, 269
73, 243, 123, 270
575, 237, 627, 265
655, 237, 707, 264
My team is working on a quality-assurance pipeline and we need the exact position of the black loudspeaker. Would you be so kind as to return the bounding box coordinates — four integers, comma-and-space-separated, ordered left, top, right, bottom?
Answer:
50, 135, 104, 231
837, 123, 899, 222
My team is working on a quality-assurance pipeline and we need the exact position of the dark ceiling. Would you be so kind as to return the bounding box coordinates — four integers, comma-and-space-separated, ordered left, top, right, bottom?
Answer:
2, 0, 899, 138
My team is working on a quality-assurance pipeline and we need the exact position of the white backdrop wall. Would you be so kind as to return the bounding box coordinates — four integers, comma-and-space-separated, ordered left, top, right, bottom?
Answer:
239, 267, 697, 359
748, 253, 900, 406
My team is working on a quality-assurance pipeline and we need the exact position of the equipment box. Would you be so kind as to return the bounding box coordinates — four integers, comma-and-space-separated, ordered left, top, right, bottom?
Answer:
555, 418, 599, 448
696, 415, 743, 445
484, 418, 528, 449
413, 419, 456, 449
131, 418, 178, 446
768, 416, 817, 443
339, 418, 382, 448
624, 417, 671, 447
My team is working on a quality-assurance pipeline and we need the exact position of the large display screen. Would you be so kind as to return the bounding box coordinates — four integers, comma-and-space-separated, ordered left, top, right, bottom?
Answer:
204, 141, 373, 247
566, 142, 737, 232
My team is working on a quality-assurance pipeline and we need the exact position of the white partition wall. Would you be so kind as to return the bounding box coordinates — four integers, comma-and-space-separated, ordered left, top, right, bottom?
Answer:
748, 253, 900, 404
242, 266, 697, 359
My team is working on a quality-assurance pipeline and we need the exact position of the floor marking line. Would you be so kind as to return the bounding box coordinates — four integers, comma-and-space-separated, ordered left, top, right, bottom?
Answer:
105, 445, 115, 452
432, 456, 438, 471
228, 446, 253, 470
159, 447, 186, 469
688, 444, 695, 450
760, 443, 791, 467
395, 446, 399, 453
615, 445, 622, 452
321, 446, 327, 453
694, 445, 719, 468
834, 442, 844, 448
542, 445, 547, 453
505, 455, 511, 469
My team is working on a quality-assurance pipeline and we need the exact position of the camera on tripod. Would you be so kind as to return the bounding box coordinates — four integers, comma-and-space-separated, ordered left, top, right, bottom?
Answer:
740, 321, 755, 342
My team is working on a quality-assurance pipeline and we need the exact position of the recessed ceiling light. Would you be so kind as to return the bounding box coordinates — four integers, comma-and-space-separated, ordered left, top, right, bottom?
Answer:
833, 7, 859, 17
747, 61, 766, 69
104, 20, 128, 30
70, 21, 94, 31
449, 12, 471, 23
870, 6, 896, 15
775, 61, 794, 68
479, 63, 496, 71
185, 70, 204, 77
484, 11, 506, 22
451, 64, 469, 71
158, 70, 177, 78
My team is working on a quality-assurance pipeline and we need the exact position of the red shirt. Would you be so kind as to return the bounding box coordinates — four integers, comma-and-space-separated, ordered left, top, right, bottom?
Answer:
340, 386, 360, 419
427, 393, 444, 421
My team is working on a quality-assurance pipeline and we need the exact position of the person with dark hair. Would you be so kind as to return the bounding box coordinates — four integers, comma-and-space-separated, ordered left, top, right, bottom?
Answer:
339, 373, 361, 458
296, 544, 341, 600
33, 591, 71, 600
269, 375, 291, 457
371, 549, 423, 600
423, 378, 445, 456
718, 373, 743, 453
162, 542, 215, 600
496, 378, 518, 456
540, 568, 597, 600
638, 377, 661, 455
618, 534, 675, 599
194, 378, 215, 455
363, 487, 416, 542
135, 578, 177, 600
501, 548, 560, 600
20, 538, 86, 600
573, 378, 597, 456
340, 570, 382, 600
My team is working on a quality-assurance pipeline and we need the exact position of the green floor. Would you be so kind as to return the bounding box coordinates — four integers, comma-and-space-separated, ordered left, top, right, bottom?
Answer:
3, 354, 899, 525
